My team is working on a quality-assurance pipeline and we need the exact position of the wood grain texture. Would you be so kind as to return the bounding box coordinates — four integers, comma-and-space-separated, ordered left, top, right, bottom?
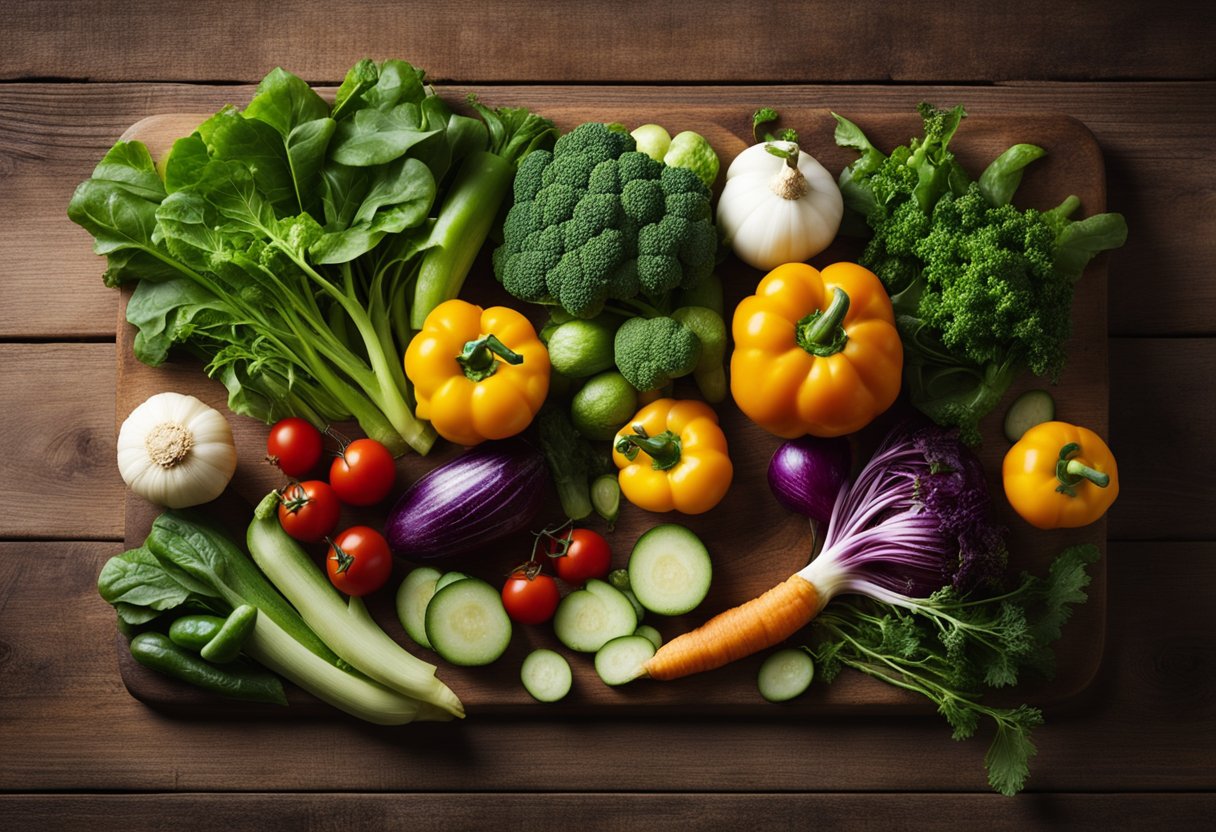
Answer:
9, 82, 1214, 339
2, 542, 1209, 793
3, 1, 1213, 83
3, 793, 1216, 832
109, 109, 1109, 715
0, 344, 124, 539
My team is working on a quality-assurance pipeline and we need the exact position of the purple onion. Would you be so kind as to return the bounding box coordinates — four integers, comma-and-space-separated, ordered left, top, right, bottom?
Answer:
767, 436, 852, 522
385, 440, 547, 560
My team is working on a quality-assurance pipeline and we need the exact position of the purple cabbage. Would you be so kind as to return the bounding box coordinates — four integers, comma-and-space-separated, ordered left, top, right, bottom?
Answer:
803, 424, 1007, 603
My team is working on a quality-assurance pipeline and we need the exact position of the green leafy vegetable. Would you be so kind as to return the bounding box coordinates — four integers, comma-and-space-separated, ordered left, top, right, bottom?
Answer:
833, 104, 1128, 442
808, 543, 1100, 796
69, 59, 553, 456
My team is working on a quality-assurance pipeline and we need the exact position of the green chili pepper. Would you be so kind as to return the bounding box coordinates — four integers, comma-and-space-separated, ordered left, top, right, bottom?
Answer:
129, 632, 287, 705
168, 615, 226, 652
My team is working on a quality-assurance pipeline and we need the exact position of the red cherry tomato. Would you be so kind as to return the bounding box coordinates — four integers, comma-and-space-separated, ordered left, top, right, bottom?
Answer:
329, 438, 396, 506
546, 527, 612, 585
326, 526, 393, 597
277, 480, 340, 543
501, 568, 561, 625
266, 418, 324, 478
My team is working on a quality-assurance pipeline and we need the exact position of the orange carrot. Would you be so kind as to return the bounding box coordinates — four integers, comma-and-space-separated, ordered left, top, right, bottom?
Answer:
643, 575, 820, 681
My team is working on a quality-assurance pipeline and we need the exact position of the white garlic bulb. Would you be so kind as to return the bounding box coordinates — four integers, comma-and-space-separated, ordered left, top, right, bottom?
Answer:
117, 392, 237, 508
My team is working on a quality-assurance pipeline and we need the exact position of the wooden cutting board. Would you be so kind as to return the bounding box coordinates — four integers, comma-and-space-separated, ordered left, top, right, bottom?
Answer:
110, 104, 1109, 719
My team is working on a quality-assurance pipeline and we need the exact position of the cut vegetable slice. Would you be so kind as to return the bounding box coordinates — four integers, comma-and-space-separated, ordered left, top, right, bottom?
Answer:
434, 571, 471, 593
757, 647, 815, 703
424, 578, 513, 667
594, 634, 655, 686
626, 524, 712, 616
396, 566, 443, 649
633, 624, 663, 650
1004, 389, 1056, 443
553, 578, 639, 653
520, 648, 573, 702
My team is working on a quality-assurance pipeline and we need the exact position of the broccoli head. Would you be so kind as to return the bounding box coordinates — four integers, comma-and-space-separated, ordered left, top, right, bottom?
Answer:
494, 122, 717, 318
613, 316, 701, 392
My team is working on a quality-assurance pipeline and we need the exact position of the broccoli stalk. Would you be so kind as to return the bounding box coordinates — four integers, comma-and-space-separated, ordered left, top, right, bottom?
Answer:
410, 99, 558, 328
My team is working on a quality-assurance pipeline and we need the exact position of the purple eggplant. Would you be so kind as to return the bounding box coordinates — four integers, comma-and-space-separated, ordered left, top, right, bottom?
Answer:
386, 440, 547, 560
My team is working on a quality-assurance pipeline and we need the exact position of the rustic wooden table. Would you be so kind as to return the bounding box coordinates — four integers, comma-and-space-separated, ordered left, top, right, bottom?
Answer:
2, 1, 1213, 828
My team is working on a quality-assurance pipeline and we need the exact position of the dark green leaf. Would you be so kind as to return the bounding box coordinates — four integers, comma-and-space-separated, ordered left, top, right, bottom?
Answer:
978, 144, 1045, 207
125, 276, 221, 365
97, 546, 222, 612
243, 66, 330, 139
331, 58, 380, 121
1053, 213, 1129, 279
330, 103, 443, 167
285, 117, 336, 216
352, 156, 435, 226
985, 706, 1042, 796
162, 133, 211, 194
360, 59, 427, 111
319, 162, 370, 229
90, 141, 166, 201
198, 107, 297, 213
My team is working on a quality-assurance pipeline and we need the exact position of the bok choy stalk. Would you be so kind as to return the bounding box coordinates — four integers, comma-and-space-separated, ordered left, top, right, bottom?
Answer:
247, 491, 464, 718
99, 511, 453, 724
410, 97, 559, 327
641, 424, 1098, 794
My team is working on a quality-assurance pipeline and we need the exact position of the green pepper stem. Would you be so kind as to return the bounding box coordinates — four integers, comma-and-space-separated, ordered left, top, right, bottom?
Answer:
614, 424, 683, 471
458, 333, 523, 382
795, 289, 851, 357
1055, 442, 1110, 496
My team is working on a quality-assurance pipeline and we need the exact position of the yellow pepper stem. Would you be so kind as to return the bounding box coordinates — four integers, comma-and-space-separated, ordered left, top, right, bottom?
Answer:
795, 288, 850, 357
614, 424, 683, 471
1055, 442, 1110, 496
457, 333, 523, 382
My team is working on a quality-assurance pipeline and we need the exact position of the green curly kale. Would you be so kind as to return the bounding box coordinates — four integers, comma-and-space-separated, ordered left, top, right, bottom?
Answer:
809, 543, 1100, 796
493, 122, 717, 318
834, 104, 1128, 442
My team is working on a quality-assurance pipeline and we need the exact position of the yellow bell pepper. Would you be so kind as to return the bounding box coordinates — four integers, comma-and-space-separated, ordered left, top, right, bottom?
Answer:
405, 299, 549, 446
1002, 421, 1119, 529
612, 399, 732, 515
730, 262, 903, 438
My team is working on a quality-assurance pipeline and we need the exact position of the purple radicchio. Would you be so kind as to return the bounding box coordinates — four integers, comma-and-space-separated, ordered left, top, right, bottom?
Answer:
798, 423, 1008, 607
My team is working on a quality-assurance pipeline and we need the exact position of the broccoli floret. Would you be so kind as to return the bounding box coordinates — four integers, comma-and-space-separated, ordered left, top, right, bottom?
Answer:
613, 316, 701, 392
494, 121, 719, 318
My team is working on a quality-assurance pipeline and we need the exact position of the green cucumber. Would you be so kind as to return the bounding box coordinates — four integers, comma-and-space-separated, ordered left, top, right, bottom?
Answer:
553, 578, 639, 653
434, 571, 471, 593
591, 474, 622, 527
396, 566, 443, 649
424, 578, 512, 667
594, 634, 655, 686
520, 649, 573, 703
626, 524, 712, 616
1004, 389, 1056, 443
633, 624, 663, 650
757, 647, 815, 703
168, 615, 226, 652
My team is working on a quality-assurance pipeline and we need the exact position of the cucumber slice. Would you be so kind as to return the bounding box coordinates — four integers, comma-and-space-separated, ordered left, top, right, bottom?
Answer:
1004, 389, 1056, 443
396, 566, 442, 649
424, 578, 513, 667
434, 571, 471, 593
553, 578, 639, 652
633, 624, 663, 650
520, 648, 573, 703
757, 648, 815, 703
591, 474, 621, 526
626, 524, 712, 616
594, 635, 655, 686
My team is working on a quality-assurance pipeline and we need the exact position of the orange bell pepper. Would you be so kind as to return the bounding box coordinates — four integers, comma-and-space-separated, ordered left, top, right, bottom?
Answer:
730, 262, 903, 438
405, 299, 550, 446
612, 399, 733, 515
1002, 421, 1119, 529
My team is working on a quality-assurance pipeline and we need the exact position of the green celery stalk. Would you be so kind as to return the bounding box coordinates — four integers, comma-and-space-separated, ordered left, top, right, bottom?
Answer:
247, 491, 464, 718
